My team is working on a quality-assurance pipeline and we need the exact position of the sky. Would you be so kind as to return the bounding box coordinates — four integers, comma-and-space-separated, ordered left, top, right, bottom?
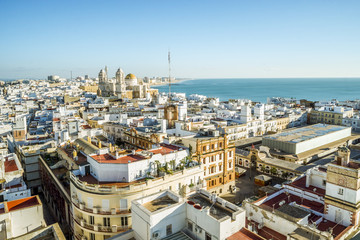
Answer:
0, 0, 360, 79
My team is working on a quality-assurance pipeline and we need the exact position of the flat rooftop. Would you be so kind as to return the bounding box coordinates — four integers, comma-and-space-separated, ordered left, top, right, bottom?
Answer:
263, 124, 349, 144
259, 192, 324, 213
188, 193, 235, 220
142, 195, 177, 212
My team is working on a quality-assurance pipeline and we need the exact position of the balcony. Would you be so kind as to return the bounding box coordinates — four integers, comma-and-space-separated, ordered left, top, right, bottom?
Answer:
72, 199, 131, 216
74, 216, 130, 233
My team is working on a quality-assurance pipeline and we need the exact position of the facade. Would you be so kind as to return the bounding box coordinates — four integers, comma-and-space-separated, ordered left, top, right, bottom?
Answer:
309, 106, 354, 125
12, 116, 27, 142
39, 155, 72, 238
182, 133, 236, 195
164, 104, 178, 129
15, 145, 42, 194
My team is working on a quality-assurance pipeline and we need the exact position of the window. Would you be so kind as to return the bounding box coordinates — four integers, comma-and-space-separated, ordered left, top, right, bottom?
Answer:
166, 224, 172, 236
219, 177, 222, 183
203, 158, 206, 164
229, 151, 232, 157
206, 232, 212, 240
338, 188, 344, 195
229, 162, 232, 168
219, 142, 223, 148
322, 180, 326, 186
203, 146, 206, 152
90, 233, 95, 240
90, 216, 94, 225
120, 199, 128, 210
121, 217, 128, 226
103, 217, 110, 227
219, 154, 222, 160
229, 174, 232, 180
219, 165, 222, 171
212, 144, 214, 150
188, 221, 193, 231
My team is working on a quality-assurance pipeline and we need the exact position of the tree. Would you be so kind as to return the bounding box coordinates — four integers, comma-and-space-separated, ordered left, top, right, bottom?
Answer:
282, 172, 289, 179
260, 165, 266, 172
270, 167, 277, 176
155, 160, 161, 176
188, 144, 193, 155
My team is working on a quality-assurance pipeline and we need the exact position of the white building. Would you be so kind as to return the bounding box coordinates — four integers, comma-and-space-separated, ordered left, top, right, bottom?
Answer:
0, 195, 45, 239
0, 153, 31, 202
131, 189, 246, 240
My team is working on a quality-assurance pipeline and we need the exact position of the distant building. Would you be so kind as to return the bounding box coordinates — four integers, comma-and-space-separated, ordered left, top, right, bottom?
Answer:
309, 106, 353, 125
97, 67, 158, 99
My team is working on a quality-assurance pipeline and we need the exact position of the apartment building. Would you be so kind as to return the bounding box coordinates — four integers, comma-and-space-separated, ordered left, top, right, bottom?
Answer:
182, 131, 236, 195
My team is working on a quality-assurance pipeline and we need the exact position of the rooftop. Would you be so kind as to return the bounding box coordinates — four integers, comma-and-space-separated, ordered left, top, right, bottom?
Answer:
188, 193, 235, 220
227, 228, 265, 240
263, 124, 349, 144
5, 195, 40, 212
290, 176, 326, 196
91, 153, 145, 164
142, 195, 177, 212
4, 159, 18, 172
259, 191, 324, 213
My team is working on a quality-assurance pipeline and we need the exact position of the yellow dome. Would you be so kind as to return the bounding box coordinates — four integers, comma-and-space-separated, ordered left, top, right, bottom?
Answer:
125, 73, 137, 79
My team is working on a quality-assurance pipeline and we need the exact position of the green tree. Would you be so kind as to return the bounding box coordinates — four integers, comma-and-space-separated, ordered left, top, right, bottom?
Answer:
282, 172, 289, 179
270, 167, 277, 176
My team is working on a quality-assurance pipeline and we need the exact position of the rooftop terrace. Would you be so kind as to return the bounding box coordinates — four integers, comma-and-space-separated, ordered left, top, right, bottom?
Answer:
142, 195, 177, 212
188, 193, 235, 220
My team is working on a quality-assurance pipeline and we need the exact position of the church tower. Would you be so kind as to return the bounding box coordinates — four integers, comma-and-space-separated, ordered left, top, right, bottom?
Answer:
115, 68, 126, 96
13, 116, 27, 142
324, 147, 360, 227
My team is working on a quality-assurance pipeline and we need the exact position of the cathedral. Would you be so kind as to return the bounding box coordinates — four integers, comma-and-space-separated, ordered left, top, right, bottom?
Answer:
97, 67, 158, 99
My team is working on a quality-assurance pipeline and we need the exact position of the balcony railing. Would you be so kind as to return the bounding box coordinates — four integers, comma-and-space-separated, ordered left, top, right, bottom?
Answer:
74, 216, 130, 233
72, 199, 131, 215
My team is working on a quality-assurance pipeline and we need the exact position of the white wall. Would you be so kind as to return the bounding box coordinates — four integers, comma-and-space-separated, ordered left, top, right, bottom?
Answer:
325, 204, 353, 227
326, 182, 358, 205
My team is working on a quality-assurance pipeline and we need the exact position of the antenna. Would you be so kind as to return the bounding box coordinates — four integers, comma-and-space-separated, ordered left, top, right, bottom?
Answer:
168, 50, 171, 102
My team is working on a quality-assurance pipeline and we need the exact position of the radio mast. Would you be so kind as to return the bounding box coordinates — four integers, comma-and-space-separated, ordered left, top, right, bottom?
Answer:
168, 50, 171, 102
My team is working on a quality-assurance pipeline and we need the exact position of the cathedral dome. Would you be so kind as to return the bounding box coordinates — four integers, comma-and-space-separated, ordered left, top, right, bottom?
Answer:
125, 73, 137, 79
125, 73, 138, 86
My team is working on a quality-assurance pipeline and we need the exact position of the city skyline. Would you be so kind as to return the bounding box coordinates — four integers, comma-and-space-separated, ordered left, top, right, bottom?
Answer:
1, 0, 360, 79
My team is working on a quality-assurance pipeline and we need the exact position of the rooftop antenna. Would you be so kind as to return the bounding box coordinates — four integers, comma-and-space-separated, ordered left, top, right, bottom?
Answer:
168, 50, 171, 102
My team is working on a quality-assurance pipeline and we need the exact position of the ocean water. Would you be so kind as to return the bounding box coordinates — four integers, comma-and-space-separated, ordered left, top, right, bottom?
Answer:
154, 78, 360, 102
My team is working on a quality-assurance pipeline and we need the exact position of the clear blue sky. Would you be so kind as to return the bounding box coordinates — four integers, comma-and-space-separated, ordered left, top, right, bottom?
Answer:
1, 0, 359, 79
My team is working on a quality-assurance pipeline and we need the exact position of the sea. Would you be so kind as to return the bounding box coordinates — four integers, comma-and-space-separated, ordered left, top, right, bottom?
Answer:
153, 78, 360, 103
